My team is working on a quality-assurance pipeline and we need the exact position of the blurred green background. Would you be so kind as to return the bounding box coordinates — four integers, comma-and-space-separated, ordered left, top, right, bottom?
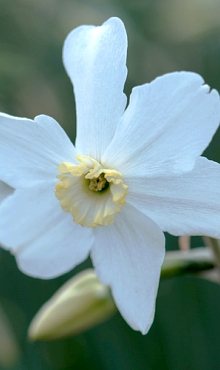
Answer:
1, 0, 220, 369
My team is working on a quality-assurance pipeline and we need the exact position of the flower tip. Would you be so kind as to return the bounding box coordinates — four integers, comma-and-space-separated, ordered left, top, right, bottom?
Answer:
138, 305, 156, 335
104, 16, 124, 26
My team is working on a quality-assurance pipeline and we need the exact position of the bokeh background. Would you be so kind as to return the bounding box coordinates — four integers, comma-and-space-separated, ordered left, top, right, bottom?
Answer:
1, 0, 220, 369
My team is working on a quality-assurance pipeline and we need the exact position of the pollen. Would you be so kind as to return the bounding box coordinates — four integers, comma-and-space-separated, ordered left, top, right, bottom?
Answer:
55, 155, 128, 228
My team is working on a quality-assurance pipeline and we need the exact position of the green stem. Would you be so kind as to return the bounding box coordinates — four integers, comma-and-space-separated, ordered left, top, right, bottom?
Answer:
161, 247, 215, 279
203, 237, 220, 270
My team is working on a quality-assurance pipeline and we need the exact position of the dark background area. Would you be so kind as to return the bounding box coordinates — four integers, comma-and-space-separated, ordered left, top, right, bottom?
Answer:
1, 0, 220, 369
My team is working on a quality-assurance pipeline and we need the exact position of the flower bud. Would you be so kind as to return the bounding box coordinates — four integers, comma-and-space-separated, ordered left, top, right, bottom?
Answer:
0, 305, 20, 368
28, 269, 116, 341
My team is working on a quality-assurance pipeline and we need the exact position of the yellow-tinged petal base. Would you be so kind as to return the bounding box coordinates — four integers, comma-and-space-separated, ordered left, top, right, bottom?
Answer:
55, 155, 128, 228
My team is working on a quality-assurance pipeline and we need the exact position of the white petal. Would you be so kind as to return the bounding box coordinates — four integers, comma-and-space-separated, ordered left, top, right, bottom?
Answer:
0, 113, 76, 188
0, 181, 14, 204
63, 17, 127, 161
0, 182, 93, 278
91, 204, 165, 334
127, 157, 220, 237
102, 72, 220, 176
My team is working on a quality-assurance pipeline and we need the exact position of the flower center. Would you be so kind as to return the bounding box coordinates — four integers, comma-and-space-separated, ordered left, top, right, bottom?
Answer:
89, 173, 109, 192
55, 155, 128, 228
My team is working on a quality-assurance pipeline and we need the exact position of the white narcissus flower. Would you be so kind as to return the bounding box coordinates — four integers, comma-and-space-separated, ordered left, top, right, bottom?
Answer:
0, 17, 220, 334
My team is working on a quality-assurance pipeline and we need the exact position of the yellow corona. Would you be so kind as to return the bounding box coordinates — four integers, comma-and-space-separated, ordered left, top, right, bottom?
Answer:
55, 155, 128, 228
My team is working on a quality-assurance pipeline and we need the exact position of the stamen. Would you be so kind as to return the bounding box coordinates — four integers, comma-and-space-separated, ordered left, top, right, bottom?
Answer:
89, 173, 109, 192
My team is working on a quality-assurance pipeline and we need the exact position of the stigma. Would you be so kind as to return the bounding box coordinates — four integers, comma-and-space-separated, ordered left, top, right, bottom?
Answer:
55, 155, 128, 228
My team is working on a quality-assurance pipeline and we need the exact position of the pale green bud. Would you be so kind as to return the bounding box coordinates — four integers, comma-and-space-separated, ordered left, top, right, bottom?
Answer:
28, 269, 116, 341
0, 305, 20, 368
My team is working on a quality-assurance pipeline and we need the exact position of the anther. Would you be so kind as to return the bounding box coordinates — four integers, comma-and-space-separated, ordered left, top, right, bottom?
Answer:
89, 173, 109, 192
